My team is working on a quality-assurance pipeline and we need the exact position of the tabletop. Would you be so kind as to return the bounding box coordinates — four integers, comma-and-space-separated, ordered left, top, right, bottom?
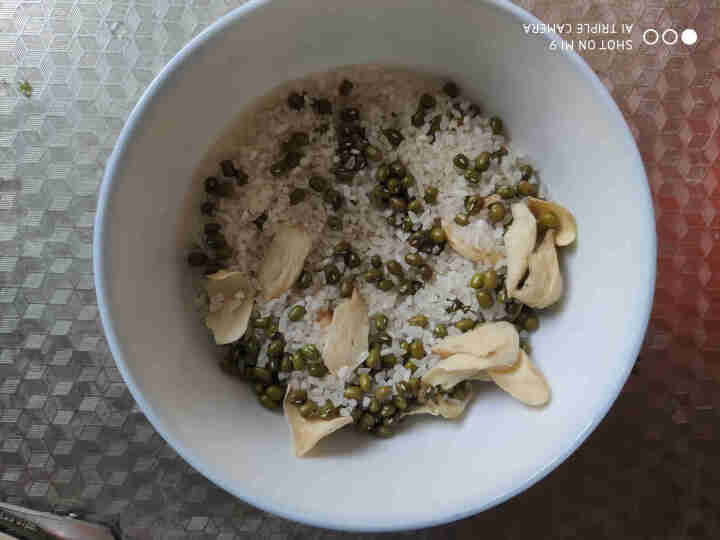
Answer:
0, 1, 718, 539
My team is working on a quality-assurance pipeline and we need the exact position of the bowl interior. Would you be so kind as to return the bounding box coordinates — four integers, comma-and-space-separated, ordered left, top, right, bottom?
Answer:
95, 0, 655, 531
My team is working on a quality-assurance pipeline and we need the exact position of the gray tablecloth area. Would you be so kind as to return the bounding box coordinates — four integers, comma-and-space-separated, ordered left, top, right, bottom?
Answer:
1, 1, 718, 538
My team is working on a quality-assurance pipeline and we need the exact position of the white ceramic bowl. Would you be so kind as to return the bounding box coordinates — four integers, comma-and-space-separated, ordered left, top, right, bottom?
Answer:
94, 0, 656, 531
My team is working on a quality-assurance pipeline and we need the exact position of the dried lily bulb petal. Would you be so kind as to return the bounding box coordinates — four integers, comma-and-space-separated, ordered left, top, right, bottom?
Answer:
504, 203, 537, 294
404, 393, 473, 419
258, 224, 313, 300
431, 321, 520, 366
526, 197, 577, 246
322, 289, 369, 375
205, 270, 254, 344
284, 390, 353, 457
489, 350, 550, 406
511, 229, 563, 309
442, 219, 504, 265
423, 351, 517, 390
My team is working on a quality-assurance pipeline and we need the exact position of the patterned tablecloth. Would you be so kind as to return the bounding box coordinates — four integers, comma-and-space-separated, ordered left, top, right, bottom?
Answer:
0, 1, 718, 538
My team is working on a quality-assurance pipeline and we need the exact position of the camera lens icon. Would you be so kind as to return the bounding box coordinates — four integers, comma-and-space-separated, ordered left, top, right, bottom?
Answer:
681, 29, 698, 45
643, 28, 697, 46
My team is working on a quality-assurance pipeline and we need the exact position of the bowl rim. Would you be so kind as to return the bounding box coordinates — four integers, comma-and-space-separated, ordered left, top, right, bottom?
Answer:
93, 0, 657, 532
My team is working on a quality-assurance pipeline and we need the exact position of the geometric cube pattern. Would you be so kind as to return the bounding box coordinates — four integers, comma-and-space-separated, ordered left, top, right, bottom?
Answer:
0, 1, 718, 538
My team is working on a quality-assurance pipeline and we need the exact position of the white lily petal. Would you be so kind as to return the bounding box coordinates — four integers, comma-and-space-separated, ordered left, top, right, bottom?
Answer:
489, 350, 550, 406
322, 289, 370, 375
284, 389, 353, 457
